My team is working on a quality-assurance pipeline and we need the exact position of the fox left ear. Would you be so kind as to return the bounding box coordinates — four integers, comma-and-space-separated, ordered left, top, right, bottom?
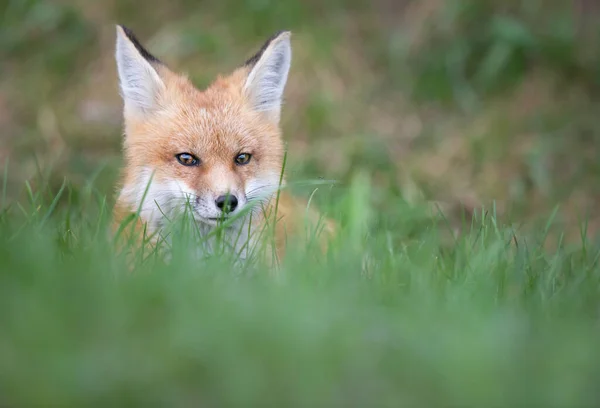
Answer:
115, 25, 166, 117
243, 31, 292, 124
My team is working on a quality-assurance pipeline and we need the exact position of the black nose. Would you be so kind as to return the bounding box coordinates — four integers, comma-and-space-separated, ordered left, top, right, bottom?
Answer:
215, 194, 238, 213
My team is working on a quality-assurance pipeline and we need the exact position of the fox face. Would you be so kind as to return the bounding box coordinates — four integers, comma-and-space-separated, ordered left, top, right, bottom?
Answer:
114, 26, 291, 235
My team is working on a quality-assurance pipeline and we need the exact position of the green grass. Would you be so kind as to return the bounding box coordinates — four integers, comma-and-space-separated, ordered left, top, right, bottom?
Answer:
1, 169, 600, 407
3, 0, 600, 405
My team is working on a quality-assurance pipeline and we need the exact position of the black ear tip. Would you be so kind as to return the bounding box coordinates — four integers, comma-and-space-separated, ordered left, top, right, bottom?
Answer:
116, 24, 162, 65
119, 25, 136, 39
117, 25, 137, 42
243, 30, 290, 67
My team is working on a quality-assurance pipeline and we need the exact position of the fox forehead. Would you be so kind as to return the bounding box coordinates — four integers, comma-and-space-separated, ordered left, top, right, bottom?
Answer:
125, 83, 280, 160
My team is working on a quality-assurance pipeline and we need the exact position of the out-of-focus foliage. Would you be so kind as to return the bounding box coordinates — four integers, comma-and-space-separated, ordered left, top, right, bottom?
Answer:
1, 1, 600, 406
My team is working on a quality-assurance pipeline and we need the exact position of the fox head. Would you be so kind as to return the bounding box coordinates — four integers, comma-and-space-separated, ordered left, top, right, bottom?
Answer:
114, 26, 291, 229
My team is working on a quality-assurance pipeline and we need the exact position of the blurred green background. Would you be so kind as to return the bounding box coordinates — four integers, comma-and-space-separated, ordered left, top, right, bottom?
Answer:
3, 1, 600, 406
3, 0, 599, 241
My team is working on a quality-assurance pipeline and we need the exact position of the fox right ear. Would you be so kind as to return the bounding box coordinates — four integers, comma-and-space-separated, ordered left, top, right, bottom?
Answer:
115, 25, 165, 116
242, 31, 292, 124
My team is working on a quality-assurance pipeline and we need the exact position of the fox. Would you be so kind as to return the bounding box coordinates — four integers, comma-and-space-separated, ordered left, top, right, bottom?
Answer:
111, 25, 335, 266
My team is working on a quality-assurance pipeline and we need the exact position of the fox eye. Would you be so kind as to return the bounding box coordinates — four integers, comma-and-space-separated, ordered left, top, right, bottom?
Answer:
175, 153, 200, 166
235, 153, 252, 165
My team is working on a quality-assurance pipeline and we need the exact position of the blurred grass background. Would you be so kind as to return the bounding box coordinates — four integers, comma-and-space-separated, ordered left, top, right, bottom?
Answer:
3, 1, 600, 406
2, 0, 599, 239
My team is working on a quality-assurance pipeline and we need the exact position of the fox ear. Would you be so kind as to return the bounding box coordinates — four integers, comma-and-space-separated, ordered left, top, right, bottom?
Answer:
243, 31, 292, 123
115, 25, 165, 116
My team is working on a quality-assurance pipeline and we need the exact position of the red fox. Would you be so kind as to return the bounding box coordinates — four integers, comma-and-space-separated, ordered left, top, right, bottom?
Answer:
111, 25, 335, 265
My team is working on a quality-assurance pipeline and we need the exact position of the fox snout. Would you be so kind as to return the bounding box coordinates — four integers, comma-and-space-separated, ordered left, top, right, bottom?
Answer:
191, 187, 247, 222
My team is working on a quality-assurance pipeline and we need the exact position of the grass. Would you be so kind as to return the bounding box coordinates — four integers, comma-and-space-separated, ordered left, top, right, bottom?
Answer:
3, 0, 600, 405
1, 168, 600, 406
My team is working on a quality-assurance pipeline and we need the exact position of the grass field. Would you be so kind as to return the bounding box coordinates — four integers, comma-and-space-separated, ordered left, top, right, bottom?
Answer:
2, 0, 600, 406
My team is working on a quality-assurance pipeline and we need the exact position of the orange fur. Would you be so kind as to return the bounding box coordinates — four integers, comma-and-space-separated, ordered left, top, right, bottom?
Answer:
111, 26, 335, 267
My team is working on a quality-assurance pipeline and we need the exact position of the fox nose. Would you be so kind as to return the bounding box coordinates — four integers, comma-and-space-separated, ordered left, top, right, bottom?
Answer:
215, 194, 238, 213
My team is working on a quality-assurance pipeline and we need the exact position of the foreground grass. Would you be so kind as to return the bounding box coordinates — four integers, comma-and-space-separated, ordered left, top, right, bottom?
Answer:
1, 172, 600, 407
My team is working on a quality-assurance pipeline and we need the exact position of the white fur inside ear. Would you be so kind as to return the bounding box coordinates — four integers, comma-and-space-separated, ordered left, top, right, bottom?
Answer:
115, 27, 165, 115
244, 33, 291, 122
